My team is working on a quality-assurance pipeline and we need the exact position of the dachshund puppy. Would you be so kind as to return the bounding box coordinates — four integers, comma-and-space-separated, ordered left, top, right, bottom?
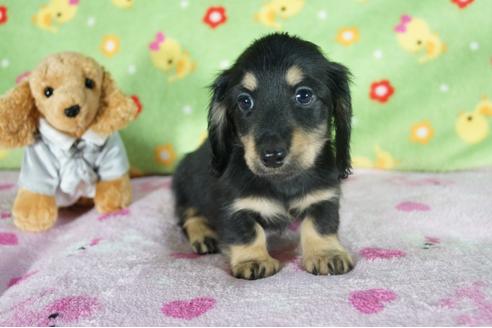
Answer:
173, 33, 353, 280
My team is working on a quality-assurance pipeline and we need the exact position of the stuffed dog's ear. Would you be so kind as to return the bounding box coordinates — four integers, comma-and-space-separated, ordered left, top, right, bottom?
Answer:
90, 70, 137, 135
327, 62, 352, 179
0, 81, 39, 148
207, 71, 234, 176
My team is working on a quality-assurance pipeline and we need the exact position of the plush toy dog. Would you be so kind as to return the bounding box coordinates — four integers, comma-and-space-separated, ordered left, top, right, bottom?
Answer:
0, 52, 138, 232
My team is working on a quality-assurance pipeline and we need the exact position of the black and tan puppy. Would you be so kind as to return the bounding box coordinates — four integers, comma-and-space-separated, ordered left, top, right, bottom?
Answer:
172, 33, 353, 280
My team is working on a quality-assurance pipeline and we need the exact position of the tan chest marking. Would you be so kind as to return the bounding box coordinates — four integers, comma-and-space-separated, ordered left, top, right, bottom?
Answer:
230, 196, 288, 219
289, 188, 339, 213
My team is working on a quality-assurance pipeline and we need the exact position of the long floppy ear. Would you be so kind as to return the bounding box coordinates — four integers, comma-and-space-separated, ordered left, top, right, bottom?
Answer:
207, 71, 234, 176
0, 81, 39, 148
90, 70, 138, 135
328, 62, 352, 179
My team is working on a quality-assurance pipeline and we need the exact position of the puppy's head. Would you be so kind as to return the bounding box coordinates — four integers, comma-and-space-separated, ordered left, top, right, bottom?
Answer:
208, 33, 352, 180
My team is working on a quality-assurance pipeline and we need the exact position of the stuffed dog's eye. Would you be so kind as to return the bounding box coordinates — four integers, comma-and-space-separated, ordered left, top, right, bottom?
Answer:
295, 87, 314, 105
44, 87, 54, 98
237, 93, 254, 112
85, 78, 95, 90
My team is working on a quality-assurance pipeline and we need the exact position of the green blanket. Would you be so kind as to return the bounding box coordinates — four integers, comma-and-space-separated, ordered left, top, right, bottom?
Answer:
1, 0, 491, 174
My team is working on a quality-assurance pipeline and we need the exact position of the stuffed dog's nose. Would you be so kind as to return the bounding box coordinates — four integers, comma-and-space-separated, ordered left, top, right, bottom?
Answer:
64, 105, 80, 118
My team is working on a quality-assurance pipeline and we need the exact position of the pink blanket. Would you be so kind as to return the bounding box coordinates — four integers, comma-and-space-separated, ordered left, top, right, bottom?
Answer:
0, 169, 491, 326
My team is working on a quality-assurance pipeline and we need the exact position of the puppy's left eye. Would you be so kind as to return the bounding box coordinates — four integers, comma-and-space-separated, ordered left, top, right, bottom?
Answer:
85, 78, 95, 90
295, 87, 315, 106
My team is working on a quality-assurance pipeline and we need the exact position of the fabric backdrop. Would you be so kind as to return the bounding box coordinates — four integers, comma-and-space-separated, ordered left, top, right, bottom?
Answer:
0, 0, 491, 174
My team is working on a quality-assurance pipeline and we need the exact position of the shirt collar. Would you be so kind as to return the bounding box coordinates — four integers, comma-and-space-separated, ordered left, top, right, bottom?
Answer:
38, 119, 108, 150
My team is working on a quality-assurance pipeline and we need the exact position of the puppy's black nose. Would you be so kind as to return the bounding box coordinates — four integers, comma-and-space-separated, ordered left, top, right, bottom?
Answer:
261, 148, 286, 168
64, 105, 80, 118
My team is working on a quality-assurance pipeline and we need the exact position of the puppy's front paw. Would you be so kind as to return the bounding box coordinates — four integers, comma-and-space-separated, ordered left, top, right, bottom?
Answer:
232, 257, 280, 280
13, 189, 58, 232
192, 236, 219, 255
303, 250, 353, 276
95, 175, 131, 213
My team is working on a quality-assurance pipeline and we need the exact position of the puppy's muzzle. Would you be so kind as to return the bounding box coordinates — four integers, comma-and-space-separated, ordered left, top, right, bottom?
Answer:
64, 104, 80, 118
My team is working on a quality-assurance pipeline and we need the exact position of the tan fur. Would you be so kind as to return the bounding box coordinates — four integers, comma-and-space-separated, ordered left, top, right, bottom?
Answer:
291, 125, 328, 169
0, 52, 136, 232
94, 174, 132, 213
74, 197, 94, 207
0, 52, 137, 141
210, 103, 227, 128
183, 207, 198, 219
285, 65, 304, 86
240, 134, 257, 171
240, 125, 327, 174
0, 81, 38, 147
289, 188, 339, 213
13, 188, 58, 232
29, 53, 103, 137
229, 223, 280, 279
300, 217, 353, 275
231, 196, 287, 220
90, 70, 138, 136
183, 215, 218, 254
241, 72, 258, 91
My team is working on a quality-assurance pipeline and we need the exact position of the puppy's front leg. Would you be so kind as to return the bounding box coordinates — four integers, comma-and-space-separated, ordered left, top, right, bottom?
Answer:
301, 202, 353, 275
224, 215, 280, 280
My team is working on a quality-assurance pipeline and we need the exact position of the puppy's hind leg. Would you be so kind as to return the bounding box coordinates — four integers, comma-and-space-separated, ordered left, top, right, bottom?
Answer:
181, 208, 219, 255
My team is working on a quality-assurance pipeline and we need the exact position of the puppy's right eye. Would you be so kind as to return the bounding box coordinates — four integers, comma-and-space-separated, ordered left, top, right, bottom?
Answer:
237, 93, 254, 112
44, 87, 54, 98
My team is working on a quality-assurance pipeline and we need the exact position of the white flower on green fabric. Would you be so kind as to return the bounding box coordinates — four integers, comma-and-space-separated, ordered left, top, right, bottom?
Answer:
87, 16, 96, 27
439, 84, 449, 93
182, 105, 193, 115
219, 60, 230, 69
469, 41, 479, 51
128, 64, 136, 75
0, 58, 9, 68
373, 49, 383, 60
317, 10, 327, 20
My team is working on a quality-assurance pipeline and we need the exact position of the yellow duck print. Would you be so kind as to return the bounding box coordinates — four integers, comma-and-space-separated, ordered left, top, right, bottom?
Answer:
112, 0, 134, 9
394, 15, 446, 63
149, 32, 195, 82
456, 97, 492, 144
32, 0, 79, 33
255, 0, 304, 30
353, 145, 398, 170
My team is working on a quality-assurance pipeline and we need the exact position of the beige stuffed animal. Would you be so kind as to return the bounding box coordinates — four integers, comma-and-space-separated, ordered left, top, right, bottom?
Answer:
0, 52, 138, 232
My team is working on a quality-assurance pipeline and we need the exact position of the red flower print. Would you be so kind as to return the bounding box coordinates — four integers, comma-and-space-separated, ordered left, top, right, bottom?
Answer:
369, 80, 395, 103
0, 6, 8, 25
203, 6, 227, 29
451, 0, 474, 9
131, 95, 143, 114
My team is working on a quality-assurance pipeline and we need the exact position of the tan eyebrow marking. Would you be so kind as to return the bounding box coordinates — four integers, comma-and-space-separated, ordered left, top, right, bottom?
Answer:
241, 72, 257, 91
286, 65, 304, 86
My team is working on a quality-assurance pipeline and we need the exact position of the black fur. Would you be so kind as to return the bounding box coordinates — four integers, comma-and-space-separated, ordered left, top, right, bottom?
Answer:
173, 33, 352, 252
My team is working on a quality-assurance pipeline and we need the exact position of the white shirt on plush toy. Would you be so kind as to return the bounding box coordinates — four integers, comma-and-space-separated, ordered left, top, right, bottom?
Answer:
18, 119, 129, 207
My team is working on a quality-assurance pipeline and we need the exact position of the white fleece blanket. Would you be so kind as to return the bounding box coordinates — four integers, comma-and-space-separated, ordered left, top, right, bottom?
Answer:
0, 169, 491, 326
